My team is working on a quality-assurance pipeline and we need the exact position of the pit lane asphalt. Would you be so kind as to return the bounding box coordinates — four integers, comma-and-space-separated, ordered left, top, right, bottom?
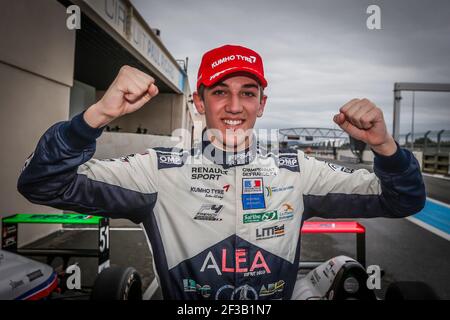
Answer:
23, 162, 450, 300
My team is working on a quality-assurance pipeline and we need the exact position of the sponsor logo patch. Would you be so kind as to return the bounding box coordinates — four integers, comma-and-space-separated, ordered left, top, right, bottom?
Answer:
265, 185, 294, 197
327, 162, 355, 174
278, 154, 300, 172
243, 211, 278, 224
279, 203, 294, 221
256, 224, 285, 240
191, 167, 228, 180
26, 270, 44, 282
243, 204, 294, 224
200, 249, 271, 277
194, 204, 224, 221
191, 185, 229, 200
243, 178, 263, 194
183, 279, 211, 298
259, 280, 285, 297
242, 167, 277, 177
215, 284, 258, 300
156, 150, 186, 169
242, 178, 265, 210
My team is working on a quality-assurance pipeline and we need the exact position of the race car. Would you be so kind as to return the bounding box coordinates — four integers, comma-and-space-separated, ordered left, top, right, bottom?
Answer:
0, 249, 142, 300
0, 213, 143, 300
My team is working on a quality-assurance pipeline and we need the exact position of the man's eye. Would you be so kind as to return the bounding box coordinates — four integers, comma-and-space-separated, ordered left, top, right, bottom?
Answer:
242, 91, 256, 97
212, 90, 226, 95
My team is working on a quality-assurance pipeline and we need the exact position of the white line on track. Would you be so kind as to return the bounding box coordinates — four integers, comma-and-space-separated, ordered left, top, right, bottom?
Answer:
143, 278, 159, 300
406, 216, 450, 241
427, 197, 450, 208
405, 196, 450, 241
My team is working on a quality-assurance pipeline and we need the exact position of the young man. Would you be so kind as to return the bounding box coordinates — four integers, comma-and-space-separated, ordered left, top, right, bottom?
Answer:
17, 44, 425, 300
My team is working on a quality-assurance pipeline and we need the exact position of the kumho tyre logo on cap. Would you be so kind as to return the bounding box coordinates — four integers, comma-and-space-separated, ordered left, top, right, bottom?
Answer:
211, 54, 257, 69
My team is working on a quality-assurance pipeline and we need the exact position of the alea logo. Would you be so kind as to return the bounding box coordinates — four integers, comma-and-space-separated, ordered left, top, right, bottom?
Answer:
200, 249, 271, 276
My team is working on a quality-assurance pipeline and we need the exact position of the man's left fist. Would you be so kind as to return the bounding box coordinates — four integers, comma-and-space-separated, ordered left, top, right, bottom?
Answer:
333, 98, 397, 156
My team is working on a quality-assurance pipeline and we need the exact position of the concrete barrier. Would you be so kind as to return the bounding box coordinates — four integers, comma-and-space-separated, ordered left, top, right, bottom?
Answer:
95, 132, 183, 159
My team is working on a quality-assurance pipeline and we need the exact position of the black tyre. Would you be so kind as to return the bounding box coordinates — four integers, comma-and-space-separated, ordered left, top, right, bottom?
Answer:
385, 281, 439, 300
91, 266, 142, 300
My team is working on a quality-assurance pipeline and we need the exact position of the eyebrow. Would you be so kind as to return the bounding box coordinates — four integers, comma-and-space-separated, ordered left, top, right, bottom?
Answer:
242, 84, 259, 89
209, 82, 259, 90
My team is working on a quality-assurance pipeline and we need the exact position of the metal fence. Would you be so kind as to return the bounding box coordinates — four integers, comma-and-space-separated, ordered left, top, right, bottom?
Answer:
399, 130, 450, 153
399, 130, 450, 175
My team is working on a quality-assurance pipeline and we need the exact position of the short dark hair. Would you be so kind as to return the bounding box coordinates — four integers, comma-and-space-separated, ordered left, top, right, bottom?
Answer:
198, 84, 264, 103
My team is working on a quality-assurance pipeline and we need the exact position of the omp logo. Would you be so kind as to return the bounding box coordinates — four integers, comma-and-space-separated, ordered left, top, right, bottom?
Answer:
156, 151, 185, 169
279, 157, 298, 167
159, 154, 182, 165
256, 224, 285, 240
211, 55, 257, 69
243, 211, 278, 224
200, 249, 271, 276
278, 155, 300, 172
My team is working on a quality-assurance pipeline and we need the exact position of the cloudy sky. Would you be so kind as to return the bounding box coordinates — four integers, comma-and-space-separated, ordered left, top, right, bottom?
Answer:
131, 0, 450, 135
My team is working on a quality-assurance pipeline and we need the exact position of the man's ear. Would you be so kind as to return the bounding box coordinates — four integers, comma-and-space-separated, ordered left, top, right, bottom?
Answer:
193, 92, 205, 114
257, 94, 268, 117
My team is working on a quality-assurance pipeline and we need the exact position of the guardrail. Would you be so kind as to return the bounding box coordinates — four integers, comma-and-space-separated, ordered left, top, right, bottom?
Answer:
400, 130, 450, 175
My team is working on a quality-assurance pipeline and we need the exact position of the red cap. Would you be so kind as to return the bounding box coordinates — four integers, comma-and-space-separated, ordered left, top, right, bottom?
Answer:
196, 44, 268, 90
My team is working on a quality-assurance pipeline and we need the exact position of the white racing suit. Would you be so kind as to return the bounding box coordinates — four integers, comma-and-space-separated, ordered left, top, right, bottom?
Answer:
17, 112, 425, 300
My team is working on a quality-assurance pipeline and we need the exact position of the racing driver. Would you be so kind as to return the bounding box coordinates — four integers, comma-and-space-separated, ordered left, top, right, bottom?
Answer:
17, 44, 425, 300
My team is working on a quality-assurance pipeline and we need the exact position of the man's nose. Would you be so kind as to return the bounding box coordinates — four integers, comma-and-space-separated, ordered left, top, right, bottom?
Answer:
225, 94, 243, 113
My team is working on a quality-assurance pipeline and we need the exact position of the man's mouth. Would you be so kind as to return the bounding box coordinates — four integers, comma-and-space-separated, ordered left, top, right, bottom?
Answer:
223, 119, 244, 127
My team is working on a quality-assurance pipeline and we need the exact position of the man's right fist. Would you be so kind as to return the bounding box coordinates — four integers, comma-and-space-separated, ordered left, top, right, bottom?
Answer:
84, 65, 159, 128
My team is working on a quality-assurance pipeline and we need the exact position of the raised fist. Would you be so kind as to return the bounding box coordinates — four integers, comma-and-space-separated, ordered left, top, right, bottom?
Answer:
333, 98, 397, 156
84, 65, 159, 128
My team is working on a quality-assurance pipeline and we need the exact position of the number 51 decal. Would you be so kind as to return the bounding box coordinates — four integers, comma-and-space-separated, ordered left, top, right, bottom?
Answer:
98, 217, 110, 273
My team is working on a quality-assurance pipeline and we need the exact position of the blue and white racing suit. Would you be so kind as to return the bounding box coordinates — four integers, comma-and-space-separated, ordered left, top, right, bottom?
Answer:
17, 112, 425, 300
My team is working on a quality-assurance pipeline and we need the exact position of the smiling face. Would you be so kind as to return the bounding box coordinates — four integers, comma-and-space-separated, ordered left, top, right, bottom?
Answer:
193, 74, 267, 150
